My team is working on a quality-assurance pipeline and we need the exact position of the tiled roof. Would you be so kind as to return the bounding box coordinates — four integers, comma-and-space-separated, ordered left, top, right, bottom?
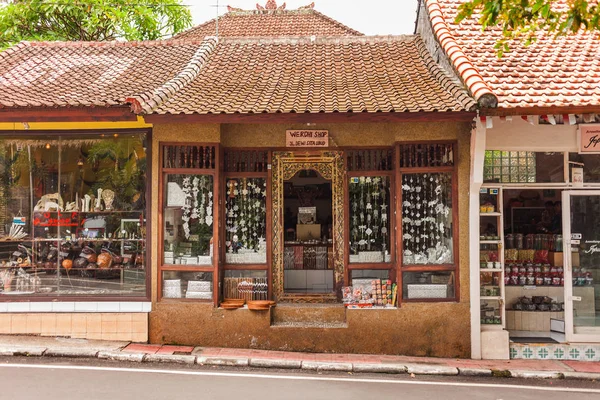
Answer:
426, 0, 600, 110
0, 36, 475, 115
0, 40, 206, 108
173, 3, 363, 39
145, 36, 476, 115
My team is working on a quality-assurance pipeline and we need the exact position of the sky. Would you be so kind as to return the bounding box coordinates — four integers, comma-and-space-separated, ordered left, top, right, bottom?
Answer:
187, 0, 420, 35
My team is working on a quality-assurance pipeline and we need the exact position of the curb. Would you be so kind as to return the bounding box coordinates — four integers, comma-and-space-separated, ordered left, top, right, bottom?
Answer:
249, 358, 302, 369
44, 348, 99, 358
509, 370, 564, 380
0, 346, 46, 357
197, 357, 249, 367
144, 354, 196, 364
98, 351, 145, 363
405, 364, 459, 376
563, 371, 600, 381
302, 361, 353, 372
458, 367, 493, 377
2, 346, 600, 381
352, 363, 406, 374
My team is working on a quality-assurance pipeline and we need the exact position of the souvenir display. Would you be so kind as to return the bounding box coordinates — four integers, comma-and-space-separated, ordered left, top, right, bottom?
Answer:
225, 178, 267, 264
163, 174, 213, 265
511, 296, 564, 312
348, 176, 391, 263
343, 279, 397, 308
0, 135, 147, 297
480, 301, 502, 325
223, 276, 268, 301
402, 173, 453, 265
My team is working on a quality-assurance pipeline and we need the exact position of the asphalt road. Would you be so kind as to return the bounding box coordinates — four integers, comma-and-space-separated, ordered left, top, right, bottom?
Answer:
1, 358, 600, 400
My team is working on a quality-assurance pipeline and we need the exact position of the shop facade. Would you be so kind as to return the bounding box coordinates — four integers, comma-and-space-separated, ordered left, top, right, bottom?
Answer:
147, 120, 473, 356
0, 30, 478, 356
0, 119, 153, 341
471, 116, 600, 361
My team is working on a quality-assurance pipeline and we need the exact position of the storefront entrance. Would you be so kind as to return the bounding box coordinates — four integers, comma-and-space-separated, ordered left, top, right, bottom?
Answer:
271, 151, 345, 302
282, 169, 334, 294
563, 191, 600, 342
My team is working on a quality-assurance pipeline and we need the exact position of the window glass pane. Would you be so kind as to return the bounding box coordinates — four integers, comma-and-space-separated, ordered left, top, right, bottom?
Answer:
163, 174, 214, 266
224, 178, 267, 264
348, 176, 391, 263
569, 153, 600, 183
483, 151, 564, 183
162, 271, 212, 300
223, 270, 268, 300
0, 134, 147, 297
402, 271, 455, 300
402, 173, 453, 265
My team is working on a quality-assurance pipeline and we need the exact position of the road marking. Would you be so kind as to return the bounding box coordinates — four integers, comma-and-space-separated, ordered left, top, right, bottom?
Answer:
0, 363, 599, 394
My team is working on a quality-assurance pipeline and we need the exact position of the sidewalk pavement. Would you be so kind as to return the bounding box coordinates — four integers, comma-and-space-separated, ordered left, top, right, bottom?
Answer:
0, 335, 598, 380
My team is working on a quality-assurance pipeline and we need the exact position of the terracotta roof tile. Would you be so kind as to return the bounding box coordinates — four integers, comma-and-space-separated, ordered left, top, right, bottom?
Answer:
426, 0, 600, 110
151, 36, 475, 114
0, 36, 475, 114
173, 2, 362, 39
0, 40, 206, 109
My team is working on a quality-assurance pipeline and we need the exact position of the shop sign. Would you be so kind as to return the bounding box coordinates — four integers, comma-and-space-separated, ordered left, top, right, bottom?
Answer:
578, 124, 600, 154
33, 212, 78, 227
12, 216, 26, 226
572, 167, 584, 187
286, 130, 328, 148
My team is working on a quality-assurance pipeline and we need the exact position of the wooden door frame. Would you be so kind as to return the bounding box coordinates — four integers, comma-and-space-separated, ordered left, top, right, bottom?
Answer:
271, 151, 345, 302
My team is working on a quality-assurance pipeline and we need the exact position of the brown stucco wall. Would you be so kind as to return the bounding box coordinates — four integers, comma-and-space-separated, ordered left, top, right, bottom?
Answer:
149, 121, 473, 358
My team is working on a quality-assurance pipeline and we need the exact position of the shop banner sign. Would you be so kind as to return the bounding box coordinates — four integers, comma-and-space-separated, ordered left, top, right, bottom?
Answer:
578, 124, 600, 154
286, 130, 328, 148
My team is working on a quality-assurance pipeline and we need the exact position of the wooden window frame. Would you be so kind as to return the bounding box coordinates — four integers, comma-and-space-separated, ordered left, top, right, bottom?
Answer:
395, 141, 460, 303
343, 147, 396, 287
220, 148, 272, 300
158, 142, 220, 305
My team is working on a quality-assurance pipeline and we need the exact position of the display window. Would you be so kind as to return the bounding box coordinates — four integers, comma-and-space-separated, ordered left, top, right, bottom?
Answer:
0, 131, 149, 299
398, 143, 459, 301
159, 143, 218, 302
348, 176, 391, 264
224, 177, 267, 264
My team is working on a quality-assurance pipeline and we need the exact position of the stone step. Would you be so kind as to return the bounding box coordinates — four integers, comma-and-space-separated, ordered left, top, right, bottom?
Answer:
271, 321, 348, 329
271, 303, 347, 326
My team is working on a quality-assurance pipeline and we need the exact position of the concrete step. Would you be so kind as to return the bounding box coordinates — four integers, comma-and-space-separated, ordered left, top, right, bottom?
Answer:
271, 321, 348, 329
271, 303, 347, 326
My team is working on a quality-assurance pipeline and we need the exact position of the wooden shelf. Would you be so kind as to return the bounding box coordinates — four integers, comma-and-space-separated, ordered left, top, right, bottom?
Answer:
480, 212, 502, 217
480, 240, 502, 244
481, 296, 503, 300
479, 268, 503, 273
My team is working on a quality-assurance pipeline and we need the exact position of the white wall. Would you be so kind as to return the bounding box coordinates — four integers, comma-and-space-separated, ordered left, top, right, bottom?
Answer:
486, 117, 578, 152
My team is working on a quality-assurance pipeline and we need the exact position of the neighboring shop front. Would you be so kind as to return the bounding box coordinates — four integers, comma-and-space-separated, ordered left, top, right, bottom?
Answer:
0, 120, 153, 341
472, 116, 600, 361
148, 120, 474, 357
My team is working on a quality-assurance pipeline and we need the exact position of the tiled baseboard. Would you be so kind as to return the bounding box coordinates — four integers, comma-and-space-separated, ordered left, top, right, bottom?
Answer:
0, 313, 148, 342
510, 343, 600, 362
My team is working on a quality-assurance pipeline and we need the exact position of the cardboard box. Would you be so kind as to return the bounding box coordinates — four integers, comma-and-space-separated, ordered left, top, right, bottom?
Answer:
547, 251, 580, 267
296, 224, 321, 241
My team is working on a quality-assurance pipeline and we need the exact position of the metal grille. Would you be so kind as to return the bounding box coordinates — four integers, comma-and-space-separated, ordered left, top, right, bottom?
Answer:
346, 149, 394, 172
223, 150, 269, 173
398, 143, 454, 168
483, 151, 536, 183
162, 145, 216, 169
